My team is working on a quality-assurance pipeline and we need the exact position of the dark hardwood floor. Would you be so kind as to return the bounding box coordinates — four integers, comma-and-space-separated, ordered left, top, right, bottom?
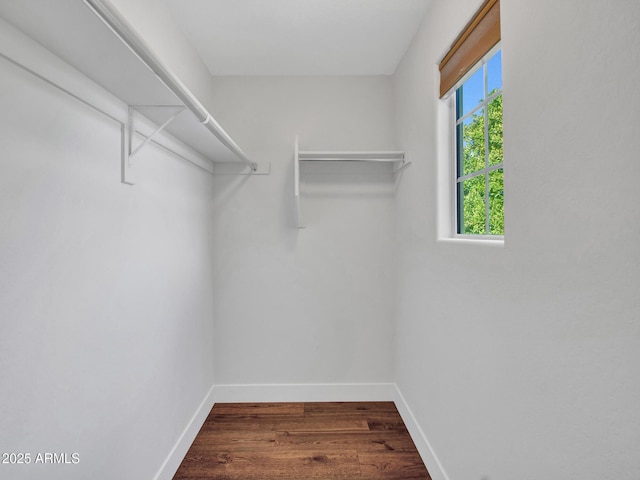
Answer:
173, 401, 431, 480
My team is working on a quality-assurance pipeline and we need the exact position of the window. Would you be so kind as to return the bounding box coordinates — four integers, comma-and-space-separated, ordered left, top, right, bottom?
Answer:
439, 0, 503, 238
455, 48, 503, 235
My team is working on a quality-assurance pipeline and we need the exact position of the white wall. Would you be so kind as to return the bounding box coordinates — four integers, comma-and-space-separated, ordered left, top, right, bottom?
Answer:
0, 21, 215, 480
207, 76, 398, 389
393, 1, 640, 479
108, 0, 216, 108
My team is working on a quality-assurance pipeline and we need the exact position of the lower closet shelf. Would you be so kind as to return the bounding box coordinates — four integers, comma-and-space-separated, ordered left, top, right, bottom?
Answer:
294, 136, 409, 228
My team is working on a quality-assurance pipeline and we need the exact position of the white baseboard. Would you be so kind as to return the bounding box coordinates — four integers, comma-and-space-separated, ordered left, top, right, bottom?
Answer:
153, 384, 216, 480
393, 385, 450, 480
213, 382, 396, 403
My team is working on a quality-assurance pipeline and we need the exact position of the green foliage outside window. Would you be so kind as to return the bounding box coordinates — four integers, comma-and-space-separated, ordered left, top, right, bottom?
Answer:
458, 92, 503, 235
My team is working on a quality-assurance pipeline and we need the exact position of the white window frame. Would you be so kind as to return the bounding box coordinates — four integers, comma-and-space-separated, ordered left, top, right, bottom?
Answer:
439, 43, 504, 244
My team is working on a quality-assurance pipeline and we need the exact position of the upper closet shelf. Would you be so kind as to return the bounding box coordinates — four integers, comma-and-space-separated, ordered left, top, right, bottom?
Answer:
0, 0, 267, 182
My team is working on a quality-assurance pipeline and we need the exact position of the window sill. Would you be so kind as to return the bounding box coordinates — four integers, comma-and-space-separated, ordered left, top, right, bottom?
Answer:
437, 236, 504, 247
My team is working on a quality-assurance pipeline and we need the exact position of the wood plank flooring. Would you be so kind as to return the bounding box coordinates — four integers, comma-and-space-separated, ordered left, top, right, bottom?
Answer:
173, 402, 431, 480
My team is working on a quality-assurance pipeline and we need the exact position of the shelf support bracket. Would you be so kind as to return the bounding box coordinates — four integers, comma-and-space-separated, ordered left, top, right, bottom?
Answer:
123, 105, 185, 185
393, 158, 412, 174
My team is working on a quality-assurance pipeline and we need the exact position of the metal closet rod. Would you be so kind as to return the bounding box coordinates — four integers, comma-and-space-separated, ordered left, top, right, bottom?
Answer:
82, 0, 256, 172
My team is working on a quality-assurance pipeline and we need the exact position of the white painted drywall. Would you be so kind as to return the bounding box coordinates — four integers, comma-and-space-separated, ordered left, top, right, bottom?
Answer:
207, 76, 398, 387
393, 0, 640, 479
162, 0, 431, 76
107, 0, 216, 108
0, 20, 215, 480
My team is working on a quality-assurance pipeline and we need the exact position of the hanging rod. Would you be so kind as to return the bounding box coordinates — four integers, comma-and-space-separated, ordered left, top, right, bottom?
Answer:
82, 0, 257, 172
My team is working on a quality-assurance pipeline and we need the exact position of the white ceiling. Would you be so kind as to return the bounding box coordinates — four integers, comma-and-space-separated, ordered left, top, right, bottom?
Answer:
161, 0, 431, 76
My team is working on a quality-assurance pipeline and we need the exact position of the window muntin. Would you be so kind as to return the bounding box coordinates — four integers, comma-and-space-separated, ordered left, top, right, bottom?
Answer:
454, 48, 503, 236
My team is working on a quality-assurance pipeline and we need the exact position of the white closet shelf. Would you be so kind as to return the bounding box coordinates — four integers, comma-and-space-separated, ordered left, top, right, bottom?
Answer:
0, 0, 268, 183
299, 150, 407, 163
294, 137, 409, 228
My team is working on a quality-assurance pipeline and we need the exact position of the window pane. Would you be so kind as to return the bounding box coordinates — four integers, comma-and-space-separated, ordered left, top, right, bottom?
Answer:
459, 174, 486, 235
487, 50, 502, 94
452, 45, 503, 238
460, 109, 485, 176
458, 67, 484, 118
488, 94, 503, 166
489, 168, 504, 235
